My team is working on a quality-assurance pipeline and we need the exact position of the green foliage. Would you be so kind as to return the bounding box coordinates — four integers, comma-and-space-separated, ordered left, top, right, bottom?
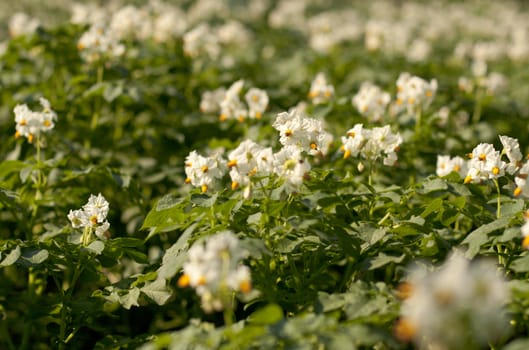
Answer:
1, 1, 529, 349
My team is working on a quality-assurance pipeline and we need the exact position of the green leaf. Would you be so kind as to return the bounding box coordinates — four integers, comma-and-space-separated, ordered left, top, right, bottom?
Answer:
364, 253, 406, 270
421, 197, 444, 218
510, 255, 529, 273
22, 248, 49, 265
119, 287, 141, 310
141, 279, 172, 305
420, 177, 448, 193
503, 339, 529, 350
247, 304, 283, 325
103, 82, 123, 102
0, 245, 21, 267
0, 160, 27, 179
500, 199, 524, 219
462, 217, 511, 258
85, 241, 105, 255
157, 220, 201, 279
315, 292, 346, 313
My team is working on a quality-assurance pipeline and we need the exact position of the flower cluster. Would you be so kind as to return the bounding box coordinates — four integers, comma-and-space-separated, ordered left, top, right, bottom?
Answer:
14, 97, 57, 144
72, 1, 187, 43
184, 150, 226, 193
185, 141, 311, 196
227, 140, 274, 191
458, 60, 507, 96
8, 12, 40, 38
395, 73, 437, 115
459, 135, 524, 185
341, 124, 402, 166
177, 231, 252, 313
183, 24, 220, 59
352, 82, 391, 122
68, 193, 110, 245
200, 80, 269, 122
272, 109, 333, 156
77, 24, 125, 63
435, 155, 467, 178
308, 72, 334, 104
396, 252, 509, 349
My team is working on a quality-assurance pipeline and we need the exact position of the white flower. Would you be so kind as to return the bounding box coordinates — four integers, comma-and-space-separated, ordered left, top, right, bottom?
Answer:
395, 72, 437, 115
77, 24, 125, 63
14, 98, 58, 144
244, 88, 269, 119
200, 87, 226, 114
227, 140, 263, 190
183, 24, 220, 59
9, 12, 40, 38
436, 155, 467, 178
308, 73, 334, 104
352, 82, 391, 122
184, 150, 226, 193
273, 146, 311, 193
273, 110, 333, 156
109, 5, 148, 39
341, 124, 367, 159
514, 162, 529, 198
341, 124, 402, 166
397, 252, 509, 349
70, 3, 107, 26
178, 231, 252, 313
219, 80, 246, 122
499, 135, 522, 174
464, 143, 506, 184
68, 193, 110, 244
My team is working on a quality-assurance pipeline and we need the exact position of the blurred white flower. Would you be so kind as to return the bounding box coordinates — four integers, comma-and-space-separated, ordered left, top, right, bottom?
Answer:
14, 97, 57, 144
308, 73, 334, 104
178, 231, 252, 313
396, 252, 509, 349
395, 73, 437, 115
352, 82, 391, 122
77, 24, 125, 63
9, 12, 40, 38
436, 155, 467, 178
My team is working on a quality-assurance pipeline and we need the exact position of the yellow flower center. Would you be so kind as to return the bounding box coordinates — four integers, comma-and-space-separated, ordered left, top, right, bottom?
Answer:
177, 274, 190, 288
239, 280, 252, 294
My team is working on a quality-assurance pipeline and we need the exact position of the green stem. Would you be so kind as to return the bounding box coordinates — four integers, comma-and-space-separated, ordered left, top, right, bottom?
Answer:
494, 178, 501, 219
59, 259, 84, 350
21, 268, 38, 350
493, 178, 504, 266
368, 160, 375, 187
414, 106, 422, 137
0, 321, 15, 350
223, 307, 235, 327
472, 89, 483, 124
87, 65, 105, 149
81, 226, 93, 247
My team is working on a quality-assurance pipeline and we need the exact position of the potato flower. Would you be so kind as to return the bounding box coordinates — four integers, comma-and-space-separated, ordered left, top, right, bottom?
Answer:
178, 231, 252, 313
14, 97, 57, 144
68, 193, 110, 246
396, 252, 509, 349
